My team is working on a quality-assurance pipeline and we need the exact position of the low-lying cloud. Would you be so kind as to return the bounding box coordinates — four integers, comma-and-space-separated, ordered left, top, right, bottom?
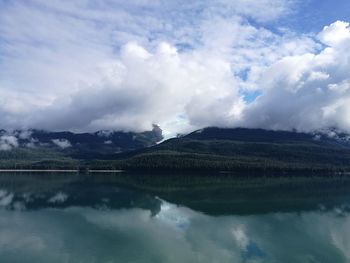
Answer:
0, 135, 18, 151
51, 139, 71, 149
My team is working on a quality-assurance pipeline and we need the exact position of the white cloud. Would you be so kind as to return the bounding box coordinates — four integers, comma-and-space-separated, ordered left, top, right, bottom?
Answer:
51, 139, 72, 149
240, 20, 350, 133
318, 21, 350, 47
17, 130, 32, 140
0, 135, 18, 151
0, 0, 314, 136
2, 1, 350, 136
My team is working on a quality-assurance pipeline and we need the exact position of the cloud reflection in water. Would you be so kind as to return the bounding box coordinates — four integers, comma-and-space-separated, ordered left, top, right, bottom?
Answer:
0, 196, 349, 263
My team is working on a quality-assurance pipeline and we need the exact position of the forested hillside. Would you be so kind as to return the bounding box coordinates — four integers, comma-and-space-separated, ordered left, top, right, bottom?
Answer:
101, 128, 350, 173
0, 125, 163, 169
2, 127, 350, 173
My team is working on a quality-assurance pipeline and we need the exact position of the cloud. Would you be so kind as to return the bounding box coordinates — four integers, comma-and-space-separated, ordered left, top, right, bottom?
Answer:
16, 130, 32, 140
1, 1, 350, 136
51, 139, 71, 149
0, 0, 314, 136
240, 20, 350, 133
28, 41, 245, 135
318, 21, 350, 47
0, 135, 18, 151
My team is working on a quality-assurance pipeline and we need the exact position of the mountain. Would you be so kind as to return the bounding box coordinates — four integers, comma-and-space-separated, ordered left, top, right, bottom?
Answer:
29, 124, 163, 158
102, 127, 350, 173
2, 126, 350, 173
0, 125, 163, 169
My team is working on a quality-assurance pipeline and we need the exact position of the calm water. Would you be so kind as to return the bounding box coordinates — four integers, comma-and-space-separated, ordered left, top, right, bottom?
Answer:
1, 172, 350, 262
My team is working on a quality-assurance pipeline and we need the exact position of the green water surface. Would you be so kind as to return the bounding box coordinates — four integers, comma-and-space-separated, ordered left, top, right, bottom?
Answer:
0, 172, 349, 263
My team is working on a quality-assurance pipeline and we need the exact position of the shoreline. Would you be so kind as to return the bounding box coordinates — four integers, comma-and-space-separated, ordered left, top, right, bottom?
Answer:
0, 169, 349, 177
0, 169, 124, 173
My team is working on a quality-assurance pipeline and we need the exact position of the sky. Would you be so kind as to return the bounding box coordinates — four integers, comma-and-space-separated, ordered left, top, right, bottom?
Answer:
1, 0, 350, 137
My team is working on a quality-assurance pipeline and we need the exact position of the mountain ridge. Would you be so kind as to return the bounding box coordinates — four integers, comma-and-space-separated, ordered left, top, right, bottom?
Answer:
102, 127, 350, 173
1, 126, 350, 173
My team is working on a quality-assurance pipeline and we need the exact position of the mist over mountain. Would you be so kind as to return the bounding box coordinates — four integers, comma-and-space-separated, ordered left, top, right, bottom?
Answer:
0, 125, 163, 161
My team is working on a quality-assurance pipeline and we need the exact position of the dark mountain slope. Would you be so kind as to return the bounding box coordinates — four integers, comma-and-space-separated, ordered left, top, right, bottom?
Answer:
0, 126, 163, 169
29, 125, 162, 158
103, 127, 350, 172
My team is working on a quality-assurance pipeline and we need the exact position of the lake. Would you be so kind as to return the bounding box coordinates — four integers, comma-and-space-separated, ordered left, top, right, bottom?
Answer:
1, 172, 350, 262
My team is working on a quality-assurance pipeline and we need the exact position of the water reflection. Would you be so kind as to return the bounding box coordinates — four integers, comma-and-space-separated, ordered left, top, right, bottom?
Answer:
0, 172, 350, 262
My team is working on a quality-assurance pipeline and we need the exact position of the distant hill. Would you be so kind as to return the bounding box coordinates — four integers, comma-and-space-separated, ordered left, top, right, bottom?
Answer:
101, 127, 350, 173
2, 126, 350, 173
29, 124, 163, 158
0, 125, 163, 169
